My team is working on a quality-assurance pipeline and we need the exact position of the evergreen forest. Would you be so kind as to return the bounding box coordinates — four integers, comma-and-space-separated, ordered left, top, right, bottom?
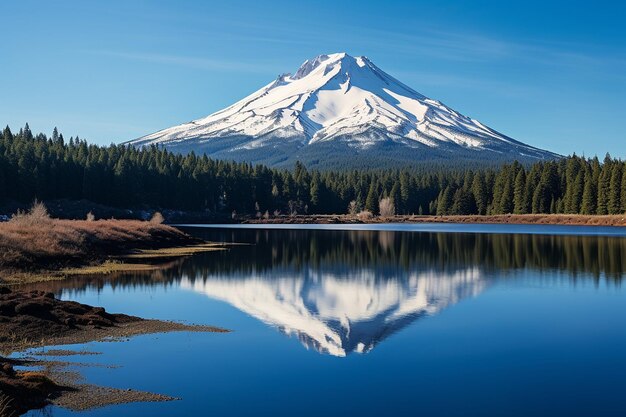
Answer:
1, 124, 625, 217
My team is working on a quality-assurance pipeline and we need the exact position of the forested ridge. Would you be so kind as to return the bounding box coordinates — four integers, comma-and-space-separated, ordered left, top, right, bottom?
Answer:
1, 124, 625, 216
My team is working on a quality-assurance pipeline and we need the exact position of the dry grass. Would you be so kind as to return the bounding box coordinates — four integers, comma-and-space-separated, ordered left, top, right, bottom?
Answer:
245, 213, 626, 226
0, 393, 14, 417
378, 197, 395, 218
150, 211, 165, 224
120, 244, 224, 259
9, 200, 52, 228
356, 210, 373, 221
0, 218, 190, 265
0, 202, 200, 283
60, 261, 162, 275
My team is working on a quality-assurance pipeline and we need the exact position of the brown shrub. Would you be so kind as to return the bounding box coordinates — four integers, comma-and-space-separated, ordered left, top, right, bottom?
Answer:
9, 201, 51, 228
150, 212, 165, 224
347, 200, 359, 216
379, 197, 395, 218
357, 210, 373, 221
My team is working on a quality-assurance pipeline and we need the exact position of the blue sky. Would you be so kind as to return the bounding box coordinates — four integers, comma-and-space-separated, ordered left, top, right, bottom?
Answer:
1, 0, 625, 157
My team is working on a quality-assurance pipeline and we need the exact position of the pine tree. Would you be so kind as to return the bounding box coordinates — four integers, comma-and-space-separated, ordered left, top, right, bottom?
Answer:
2, 125, 12, 142
581, 172, 596, 215
451, 188, 473, 215
530, 163, 558, 213
570, 170, 584, 214
365, 182, 379, 214
563, 156, 581, 213
390, 181, 401, 211
399, 171, 415, 213
0, 156, 6, 203
23, 123, 33, 141
471, 173, 488, 215
513, 169, 528, 214
596, 165, 610, 215
622, 165, 626, 214
490, 167, 506, 214
499, 170, 514, 214
437, 186, 454, 215
608, 164, 622, 214
310, 174, 320, 209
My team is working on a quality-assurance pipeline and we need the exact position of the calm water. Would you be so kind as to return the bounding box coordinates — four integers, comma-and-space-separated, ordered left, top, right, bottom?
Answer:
23, 224, 626, 417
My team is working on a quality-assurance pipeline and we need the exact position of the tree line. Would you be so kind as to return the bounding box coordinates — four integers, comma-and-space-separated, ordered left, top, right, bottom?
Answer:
0, 124, 625, 216
179, 229, 626, 281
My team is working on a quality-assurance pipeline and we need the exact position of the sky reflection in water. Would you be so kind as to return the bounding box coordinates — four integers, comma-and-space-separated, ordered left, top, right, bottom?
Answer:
23, 225, 626, 417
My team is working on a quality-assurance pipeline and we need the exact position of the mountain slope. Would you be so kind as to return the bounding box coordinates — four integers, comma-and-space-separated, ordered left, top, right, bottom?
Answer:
129, 53, 558, 168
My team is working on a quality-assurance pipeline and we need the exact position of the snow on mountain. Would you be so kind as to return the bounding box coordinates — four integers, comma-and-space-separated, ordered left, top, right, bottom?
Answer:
129, 53, 558, 168
180, 267, 487, 357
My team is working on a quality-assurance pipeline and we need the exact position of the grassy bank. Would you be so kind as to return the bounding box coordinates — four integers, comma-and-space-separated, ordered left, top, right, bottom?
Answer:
0, 203, 221, 285
241, 213, 626, 226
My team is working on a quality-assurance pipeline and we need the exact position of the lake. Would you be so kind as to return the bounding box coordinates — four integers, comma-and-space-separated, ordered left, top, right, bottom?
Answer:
23, 224, 626, 416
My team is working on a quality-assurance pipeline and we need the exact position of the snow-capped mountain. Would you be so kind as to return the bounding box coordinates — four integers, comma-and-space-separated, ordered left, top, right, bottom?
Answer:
129, 53, 558, 168
181, 267, 487, 357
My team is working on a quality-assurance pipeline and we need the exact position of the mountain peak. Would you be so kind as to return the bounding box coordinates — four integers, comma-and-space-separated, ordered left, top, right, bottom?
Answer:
292, 52, 356, 80
128, 53, 558, 169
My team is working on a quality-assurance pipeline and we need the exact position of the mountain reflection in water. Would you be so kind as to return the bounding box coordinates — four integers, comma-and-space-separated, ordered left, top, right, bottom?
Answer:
30, 228, 626, 357
182, 267, 485, 356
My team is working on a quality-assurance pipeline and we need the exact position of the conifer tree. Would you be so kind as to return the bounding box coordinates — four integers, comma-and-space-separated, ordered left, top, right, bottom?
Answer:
490, 167, 506, 214
390, 181, 401, 211
563, 156, 581, 213
499, 168, 514, 214
399, 171, 414, 213
513, 169, 528, 214
570, 170, 584, 214
608, 164, 622, 214
471, 173, 488, 215
310, 174, 320, 209
365, 182, 379, 214
451, 188, 473, 215
2, 125, 12, 142
581, 171, 597, 215
437, 186, 454, 215
0, 156, 6, 203
622, 166, 626, 213
23, 123, 33, 141
596, 166, 610, 215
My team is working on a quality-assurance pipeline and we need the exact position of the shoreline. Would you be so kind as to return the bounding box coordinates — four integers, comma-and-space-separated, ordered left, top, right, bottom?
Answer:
0, 287, 227, 415
0, 214, 230, 415
239, 213, 626, 227
0, 216, 225, 286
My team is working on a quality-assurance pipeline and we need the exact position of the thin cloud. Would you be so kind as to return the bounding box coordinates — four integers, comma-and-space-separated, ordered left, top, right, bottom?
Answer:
131, 6, 626, 73
86, 50, 284, 74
